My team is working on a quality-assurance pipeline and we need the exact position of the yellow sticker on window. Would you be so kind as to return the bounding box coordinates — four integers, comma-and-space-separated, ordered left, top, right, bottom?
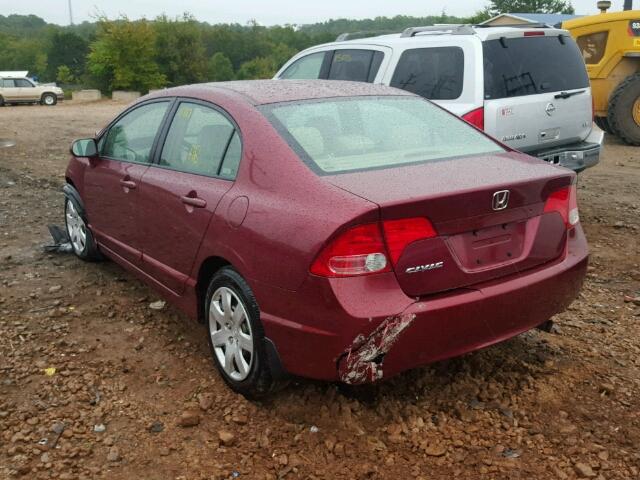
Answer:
179, 107, 193, 119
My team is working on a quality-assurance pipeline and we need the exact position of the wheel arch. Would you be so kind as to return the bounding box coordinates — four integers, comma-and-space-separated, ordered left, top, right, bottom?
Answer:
195, 256, 232, 323
62, 182, 86, 217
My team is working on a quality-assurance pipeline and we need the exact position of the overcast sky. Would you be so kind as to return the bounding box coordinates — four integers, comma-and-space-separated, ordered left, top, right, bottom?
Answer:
0, 0, 628, 26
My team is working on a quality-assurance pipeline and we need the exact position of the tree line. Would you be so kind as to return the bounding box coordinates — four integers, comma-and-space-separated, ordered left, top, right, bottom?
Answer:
0, 0, 574, 93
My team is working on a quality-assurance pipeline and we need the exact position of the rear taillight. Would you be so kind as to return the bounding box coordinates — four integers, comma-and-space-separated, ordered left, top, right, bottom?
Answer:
462, 107, 484, 130
382, 217, 437, 265
543, 184, 579, 228
524, 31, 545, 36
310, 223, 391, 277
311, 218, 437, 277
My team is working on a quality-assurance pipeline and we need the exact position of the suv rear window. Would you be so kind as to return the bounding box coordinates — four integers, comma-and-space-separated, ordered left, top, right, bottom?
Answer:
262, 96, 503, 175
390, 47, 464, 100
483, 36, 589, 99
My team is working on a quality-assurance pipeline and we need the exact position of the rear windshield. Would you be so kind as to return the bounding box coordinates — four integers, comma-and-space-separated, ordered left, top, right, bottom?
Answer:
261, 96, 504, 175
483, 35, 589, 100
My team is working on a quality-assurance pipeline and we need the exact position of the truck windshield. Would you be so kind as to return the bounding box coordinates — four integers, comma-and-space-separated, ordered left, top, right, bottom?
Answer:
483, 35, 589, 99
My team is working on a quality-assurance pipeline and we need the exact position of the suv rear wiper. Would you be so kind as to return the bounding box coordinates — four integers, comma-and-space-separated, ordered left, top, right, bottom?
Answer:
554, 89, 586, 99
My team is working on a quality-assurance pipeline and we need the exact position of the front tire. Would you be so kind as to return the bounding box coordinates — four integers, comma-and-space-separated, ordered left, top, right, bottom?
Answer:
608, 73, 640, 145
64, 197, 101, 261
41, 93, 57, 106
205, 267, 275, 398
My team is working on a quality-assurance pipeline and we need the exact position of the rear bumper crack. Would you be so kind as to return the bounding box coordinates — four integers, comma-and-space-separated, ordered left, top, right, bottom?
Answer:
337, 313, 415, 385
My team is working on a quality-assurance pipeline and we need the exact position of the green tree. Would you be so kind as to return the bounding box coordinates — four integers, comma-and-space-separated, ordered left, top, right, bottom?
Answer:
0, 34, 48, 78
46, 31, 89, 81
154, 14, 208, 86
489, 0, 575, 14
56, 65, 74, 84
87, 17, 166, 93
236, 56, 277, 80
208, 52, 234, 81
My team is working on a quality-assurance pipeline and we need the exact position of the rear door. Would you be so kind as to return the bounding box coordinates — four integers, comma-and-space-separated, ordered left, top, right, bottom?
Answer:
1, 79, 19, 101
482, 32, 592, 153
136, 100, 240, 294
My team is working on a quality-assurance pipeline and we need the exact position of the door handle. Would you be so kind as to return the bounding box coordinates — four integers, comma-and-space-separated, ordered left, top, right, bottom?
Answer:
120, 179, 137, 189
181, 196, 207, 208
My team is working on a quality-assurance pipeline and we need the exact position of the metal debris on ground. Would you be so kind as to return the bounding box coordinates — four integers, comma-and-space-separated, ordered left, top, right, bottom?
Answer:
44, 225, 73, 253
149, 300, 166, 311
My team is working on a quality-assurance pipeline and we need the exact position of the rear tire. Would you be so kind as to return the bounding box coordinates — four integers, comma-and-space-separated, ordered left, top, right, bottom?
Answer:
607, 73, 640, 145
0, 96, 4, 107
41, 93, 57, 106
594, 116, 614, 135
205, 267, 276, 398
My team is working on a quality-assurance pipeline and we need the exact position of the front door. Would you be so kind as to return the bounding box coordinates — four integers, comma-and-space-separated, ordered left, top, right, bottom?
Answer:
14, 78, 38, 101
83, 100, 172, 265
137, 100, 242, 294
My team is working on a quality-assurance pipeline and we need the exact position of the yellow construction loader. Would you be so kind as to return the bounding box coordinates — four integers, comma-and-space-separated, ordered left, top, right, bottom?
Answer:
564, 0, 640, 144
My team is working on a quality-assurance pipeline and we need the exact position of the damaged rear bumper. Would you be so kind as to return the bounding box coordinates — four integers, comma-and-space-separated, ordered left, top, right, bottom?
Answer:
260, 227, 588, 384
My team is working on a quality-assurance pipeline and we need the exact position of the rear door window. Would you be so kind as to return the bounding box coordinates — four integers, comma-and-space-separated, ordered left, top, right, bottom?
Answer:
2, 79, 16, 88
483, 36, 589, 99
390, 47, 465, 100
327, 49, 384, 83
159, 102, 241, 178
280, 52, 327, 79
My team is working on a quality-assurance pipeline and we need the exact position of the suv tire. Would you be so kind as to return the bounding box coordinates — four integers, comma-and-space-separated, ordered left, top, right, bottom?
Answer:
594, 116, 614, 135
41, 93, 57, 106
205, 267, 276, 398
607, 73, 640, 145
0, 96, 4, 107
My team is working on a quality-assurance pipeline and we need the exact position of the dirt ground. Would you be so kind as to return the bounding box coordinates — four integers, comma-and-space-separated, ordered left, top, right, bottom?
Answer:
0, 100, 639, 480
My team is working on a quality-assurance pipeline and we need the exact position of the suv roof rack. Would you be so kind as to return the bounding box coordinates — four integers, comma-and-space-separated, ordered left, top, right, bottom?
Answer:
474, 22, 553, 29
335, 30, 397, 41
400, 24, 475, 37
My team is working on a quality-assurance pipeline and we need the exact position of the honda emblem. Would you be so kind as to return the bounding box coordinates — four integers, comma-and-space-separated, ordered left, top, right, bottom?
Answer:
492, 190, 510, 211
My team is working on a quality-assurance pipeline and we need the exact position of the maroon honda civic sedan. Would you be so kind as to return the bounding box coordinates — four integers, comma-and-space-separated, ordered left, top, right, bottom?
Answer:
64, 80, 588, 396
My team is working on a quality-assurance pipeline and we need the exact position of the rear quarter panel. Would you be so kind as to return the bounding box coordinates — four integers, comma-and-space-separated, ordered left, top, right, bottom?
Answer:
186, 91, 379, 292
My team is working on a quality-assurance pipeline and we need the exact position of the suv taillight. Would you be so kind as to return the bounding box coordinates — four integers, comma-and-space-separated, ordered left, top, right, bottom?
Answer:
543, 184, 579, 228
311, 218, 437, 277
462, 107, 484, 130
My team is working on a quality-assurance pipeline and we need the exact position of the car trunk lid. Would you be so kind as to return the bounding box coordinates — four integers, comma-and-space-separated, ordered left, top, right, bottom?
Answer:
328, 152, 574, 296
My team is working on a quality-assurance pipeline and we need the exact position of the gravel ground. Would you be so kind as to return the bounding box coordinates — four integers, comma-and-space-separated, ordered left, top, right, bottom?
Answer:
0, 101, 639, 480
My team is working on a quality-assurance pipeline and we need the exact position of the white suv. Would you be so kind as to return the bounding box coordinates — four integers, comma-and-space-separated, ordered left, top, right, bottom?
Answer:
275, 24, 603, 172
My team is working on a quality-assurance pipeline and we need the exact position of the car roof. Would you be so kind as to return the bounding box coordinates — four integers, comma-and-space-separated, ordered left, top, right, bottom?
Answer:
161, 80, 412, 106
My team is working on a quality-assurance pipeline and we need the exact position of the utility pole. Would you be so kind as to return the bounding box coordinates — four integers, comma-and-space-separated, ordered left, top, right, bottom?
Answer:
68, 0, 74, 25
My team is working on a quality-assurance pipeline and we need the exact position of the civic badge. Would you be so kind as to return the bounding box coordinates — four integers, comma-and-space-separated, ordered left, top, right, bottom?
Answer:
492, 190, 510, 211
545, 103, 556, 116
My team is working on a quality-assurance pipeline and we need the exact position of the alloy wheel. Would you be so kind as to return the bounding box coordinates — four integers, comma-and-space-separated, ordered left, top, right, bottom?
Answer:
65, 199, 87, 254
209, 286, 254, 381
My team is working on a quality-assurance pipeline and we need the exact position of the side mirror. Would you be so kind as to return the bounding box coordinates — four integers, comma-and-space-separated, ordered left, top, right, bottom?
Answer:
71, 138, 98, 158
